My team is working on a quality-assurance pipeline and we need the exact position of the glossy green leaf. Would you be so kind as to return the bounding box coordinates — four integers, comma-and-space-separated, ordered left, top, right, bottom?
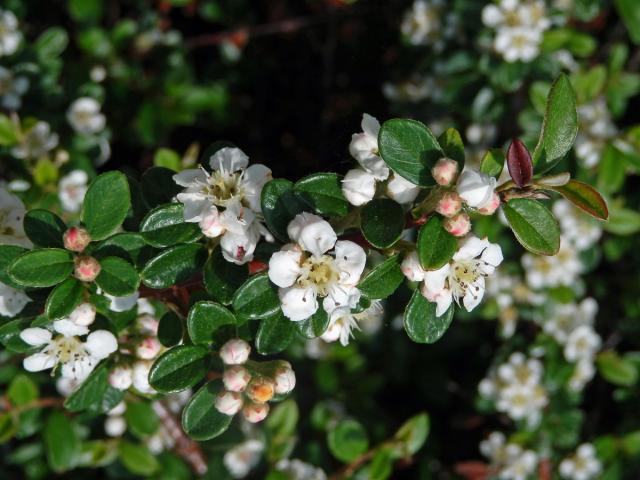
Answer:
181, 380, 233, 441
503, 198, 560, 255
261, 179, 307, 241
158, 311, 184, 347
8, 248, 74, 288
140, 167, 183, 209
187, 301, 237, 345
149, 345, 209, 393
327, 419, 369, 463
95, 256, 139, 296
81, 171, 131, 240
358, 254, 404, 300
0, 245, 27, 288
45, 277, 83, 319
203, 247, 248, 305
546, 179, 609, 220
232, 273, 281, 319
480, 149, 505, 178
378, 118, 443, 186
403, 291, 455, 344
44, 412, 80, 473
361, 198, 405, 249
417, 216, 457, 270
256, 312, 295, 355
294, 173, 349, 217
92, 232, 153, 267
140, 203, 202, 248
532, 74, 578, 174
64, 362, 110, 412
296, 308, 329, 339
438, 128, 465, 166
23, 209, 66, 248
141, 244, 206, 289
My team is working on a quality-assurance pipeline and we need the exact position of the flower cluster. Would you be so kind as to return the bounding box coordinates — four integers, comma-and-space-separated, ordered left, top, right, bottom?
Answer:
214, 339, 296, 423
400, 0, 458, 50
480, 431, 539, 480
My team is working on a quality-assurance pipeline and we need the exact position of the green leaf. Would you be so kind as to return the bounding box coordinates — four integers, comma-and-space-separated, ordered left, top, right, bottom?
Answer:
117, 442, 159, 476
187, 301, 237, 345
81, 171, 131, 241
358, 254, 404, 300
597, 351, 638, 387
141, 244, 206, 289
232, 273, 281, 320
7, 374, 38, 407
615, 0, 640, 44
369, 448, 393, 480
181, 380, 233, 441
44, 412, 80, 473
256, 312, 295, 355
360, 199, 405, 249
294, 173, 349, 217
438, 128, 465, 166
64, 362, 110, 412
45, 277, 83, 320
502, 198, 560, 255
327, 419, 369, 463
23, 209, 66, 248
93, 232, 153, 267
296, 308, 330, 339
203, 247, 248, 305
378, 118, 443, 186
546, 179, 609, 220
153, 148, 180, 170
0, 318, 31, 352
95, 256, 139, 296
0, 114, 18, 145
125, 402, 159, 437
158, 311, 184, 347
149, 345, 209, 393
604, 206, 640, 235
0, 245, 27, 288
597, 144, 626, 195
0, 414, 16, 444
403, 291, 455, 344
393, 412, 430, 457
532, 74, 578, 174
8, 248, 74, 288
417, 216, 457, 270
261, 179, 307, 241
140, 203, 202, 248
68, 0, 103, 22
35, 27, 69, 60
140, 167, 183, 209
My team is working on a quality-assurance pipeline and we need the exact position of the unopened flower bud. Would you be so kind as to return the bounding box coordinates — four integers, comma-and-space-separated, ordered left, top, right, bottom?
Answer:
443, 213, 471, 237
109, 365, 133, 390
104, 415, 126, 437
219, 338, 251, 365
432, 158, 459, 186
108, 401, 127, 416
132, 360, 155, 394
223, 365, 252, 392
137, 314, 159, 336
435, 191, 462, 217
74, 256, 101, 282
477, 192, 501, 215
69, 302, 96, 326
242, 402, 270, 423
136, 336, 162, 360
63, 226, 92, 252
215, 390, 243, 416
274, 362, 296, 395
246, 377, 276, 403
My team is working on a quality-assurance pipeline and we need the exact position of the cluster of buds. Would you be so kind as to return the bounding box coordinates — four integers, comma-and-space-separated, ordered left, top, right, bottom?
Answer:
62, 226, 103, 282
215, 338, 296, 423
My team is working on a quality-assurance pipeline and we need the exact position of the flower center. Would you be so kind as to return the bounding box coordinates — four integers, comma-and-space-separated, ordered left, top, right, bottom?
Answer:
205, 169, 244, 207
298, 255, 339, 296
449, 259, 484, 299
48, 336, 87, 364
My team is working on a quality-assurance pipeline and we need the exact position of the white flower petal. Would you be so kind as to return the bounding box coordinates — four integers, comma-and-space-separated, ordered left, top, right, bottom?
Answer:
173, 168, 208, 187
20, 327, 52, 346
53, 319, 89, 337
334, 240, 366, 285
279, 286, 318, 321
209, 147, 249, 172
268, 249, 303, 288
23, 353, 56, 372
85, 330, 118, 359
342, 169, 376, 206
296, 216, 337, 257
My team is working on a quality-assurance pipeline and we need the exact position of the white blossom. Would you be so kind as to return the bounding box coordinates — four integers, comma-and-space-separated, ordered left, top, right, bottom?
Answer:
276, 458, 327, 480
480, 432, 538, 480
564, 325, 601, 363
0, 187, 31, 247
401, 0, 455, 50
568, 359, 595, 392
538, 298, 598, 344
349, 113, 388, 180
11, 121, 58, 159
522, 239, 583, 290
132, 360, 156, 394
341, 168, 376, 206
223, 439, 264, 478
0, 9, 21, 57
553, 199, 602, 251
67, 97, 106, 135
268, 213, 366, 321
58, 170, 89, 213
321, 300, 383, 346
559, 443, 602, 480
456, 169, 497, 209
575, 98, 617, 168
0, 281, 29, 317
0, 66, 28, 110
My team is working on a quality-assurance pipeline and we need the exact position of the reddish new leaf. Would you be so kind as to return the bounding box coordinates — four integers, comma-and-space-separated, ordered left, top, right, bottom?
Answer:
549, 179, 609, 221
506, 138, 533, 188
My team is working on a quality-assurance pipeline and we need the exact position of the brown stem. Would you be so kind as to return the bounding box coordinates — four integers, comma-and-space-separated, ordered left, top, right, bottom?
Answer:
0, 396, 64, 413
329, 449, 377, 480
152, 401, 208, 475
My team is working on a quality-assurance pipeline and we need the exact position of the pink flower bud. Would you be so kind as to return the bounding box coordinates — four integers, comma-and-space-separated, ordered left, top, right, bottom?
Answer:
477, 192, 501, 215
443, 213, 471, 237
137, 314, 159, 336
431, 158, 459, 186
435, 192, 462, 217
74, 256, 101, 282
63, 226, 92, 252
219, 338, 251, 365
136, 337, 162, 360
223, 365, 252, 392
274, 363, 296, 395
215, 390, 243, 416
242, 402, 270, 423
246, 377, 276, 404
69, 302, 96, 326
109, 365, 133, 390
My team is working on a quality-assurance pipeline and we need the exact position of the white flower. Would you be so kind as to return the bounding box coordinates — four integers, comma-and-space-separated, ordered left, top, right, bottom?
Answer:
173, 147, 272, 264
274, 362, 296, 394
0, 66, 28, 110
68, 302, 96, 327
223, 365, 252, 392
219, 338, 251, 365
216, 390, 244, 415
0, 281, 29, 317
568, 359, 595, 392
11, 121, 58, 159
268, 213, 366, 321
539, 298, 598, 344
0, 10, 21, 57
401, 0, 448, 49
559, 443, 602, 480
456, 169, 497, 209
109, 365, 133, 390
404, 236, 504, 316
495, 27, 541, 63
223, 439, 264, 479
553, 200, 602, 251
276, 458, 327, 480
0, 187, 31, 247
242, 402, 269, 423
58, 170, 89, 213
349, 114, 388, 180
136, 336, 162, 360
575, 98, 617, 168
341, 168, 376, 206
522, 239, 583, 289
67, 97, 106, 135
321, 300, 383, 346
496, 382, 547, 424
386, 173, 420, 204
104, 291, 139, 312
499, 448, 538, 480
132, 360, 155, 394
105, 416, 126, 437
20, 322, 117, 381
564, 325, 601, 363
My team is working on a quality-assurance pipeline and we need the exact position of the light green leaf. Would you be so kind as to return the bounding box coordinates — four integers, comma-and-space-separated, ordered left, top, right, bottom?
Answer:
417, 216, 457, 270
81, 171, 131, 241
502, 198, 560, 255
327, 420, 369, 463
44, 412, 80, 473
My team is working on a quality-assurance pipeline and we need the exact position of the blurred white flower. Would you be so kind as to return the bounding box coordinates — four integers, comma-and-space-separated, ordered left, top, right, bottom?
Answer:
58, 170, 89, 213
11, 121, 58, 159
553, 200, 602, 251
559, 443, 602, 480
0, 66, 28, 110
564, 325, 601, 363
522, 239, 583, 289
538, 298, 598, 344
0, 9, 21, 57
67, 97, 106, 135
575, 98, 616, 168
0, 281, 29, 317
223, 440, 264, 479
0, 187, 31, 247
276, 458, 327, 480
